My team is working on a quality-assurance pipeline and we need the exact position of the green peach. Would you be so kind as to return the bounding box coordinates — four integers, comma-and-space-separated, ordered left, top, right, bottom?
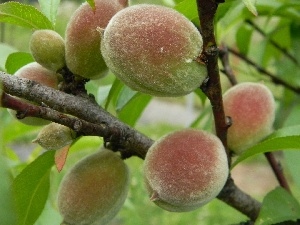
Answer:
30, 29, 65, 72
32, 122, 76, 150
58, 148, 130, 225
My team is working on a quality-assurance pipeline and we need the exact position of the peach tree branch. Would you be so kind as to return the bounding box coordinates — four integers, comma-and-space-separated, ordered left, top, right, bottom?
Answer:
0, 71, 261, 219
227, 47, 300, 94
196, 0, 261, 220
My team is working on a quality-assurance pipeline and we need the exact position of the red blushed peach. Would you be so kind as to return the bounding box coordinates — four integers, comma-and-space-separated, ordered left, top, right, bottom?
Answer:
101, 4, 207, 97
58, 148, 130, 225
143, 129, 228, 212
65, 0, 127, 79
223, 82, 275, 154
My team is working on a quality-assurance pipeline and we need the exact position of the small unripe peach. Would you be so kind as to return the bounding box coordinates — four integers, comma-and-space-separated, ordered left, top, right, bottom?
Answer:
223, 82, 275, 154
57, 148, 130, 225
8, 62, 59, 126
65, 0, 128, 79
101, 4, 207, 97
32, 122, 76, 150
144, 129, 228, 212
30, 29, 65, 72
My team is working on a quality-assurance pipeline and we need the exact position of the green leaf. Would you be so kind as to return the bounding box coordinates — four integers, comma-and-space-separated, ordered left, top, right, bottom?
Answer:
231, 125, 300, 168
117, 93, 151, 127
0, 2, 53, 30
12, 151, 55, 225
285, 151, 300, 189
5, 52, 34, 74
0, 43, 17, 71
236, 24, 253, 55
194, 88, 207, 106
86, 0, 95, 10
38, 0, 61, 25
174, 0, 198, 21
255, 187, 300, 225
0, 155, 17, 225
242, 0, 258, 16
116, 86, 138, 111
105, 78, 124, 110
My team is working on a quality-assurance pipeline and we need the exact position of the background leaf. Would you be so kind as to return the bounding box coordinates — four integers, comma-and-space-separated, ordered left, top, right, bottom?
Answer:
5, 52, 34, 74
174, 0, 198, 21
0, 155, 17, 225
38, 0, 61, 26
12, 151, 55, 225
255, 187, 300, 225
0, 43, 17, 71
117, 92, 152, 127
0, 2, 53, 30
242, 0, 258, 16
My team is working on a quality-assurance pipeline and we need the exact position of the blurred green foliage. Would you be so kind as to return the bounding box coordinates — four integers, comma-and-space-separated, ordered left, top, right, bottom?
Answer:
1, 0, 300, 224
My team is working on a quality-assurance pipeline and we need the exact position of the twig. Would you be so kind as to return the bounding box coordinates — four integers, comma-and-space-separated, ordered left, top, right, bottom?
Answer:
0, 72, 152, 159
228, 47, 300, 94
219, 44, 238, 85
1, 92, 110, 137
196, 0, 230, 161
245, 19, 298, 66
218, 178, 261, 221
264, 152, 291, 193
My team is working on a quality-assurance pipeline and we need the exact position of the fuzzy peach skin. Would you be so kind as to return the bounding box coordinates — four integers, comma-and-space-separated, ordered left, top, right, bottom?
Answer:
65, 0, 128, 79
101, 4, 207, 97
8, 62, 59, 126
223, 82, 275, 154
58, 148, 130, 225
143, 129, 228, 212
30, 29, 65, 72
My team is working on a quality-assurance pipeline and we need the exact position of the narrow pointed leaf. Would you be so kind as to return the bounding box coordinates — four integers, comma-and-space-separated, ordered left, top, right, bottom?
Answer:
86, 0, 95, 10
38, 0, 61, 25
55, 145, 70, 172
231, 125, 300, 168
242, 0, 258, 16
12, 151, 55, 225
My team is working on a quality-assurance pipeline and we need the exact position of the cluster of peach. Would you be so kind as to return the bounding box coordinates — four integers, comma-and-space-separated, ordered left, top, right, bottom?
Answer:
1, 0, 276, 224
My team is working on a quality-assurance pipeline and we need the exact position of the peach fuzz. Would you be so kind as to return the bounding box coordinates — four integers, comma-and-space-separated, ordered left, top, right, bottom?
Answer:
58, 148, 130, 225
101, 4, 207, 97
223, 82, 275, 154
143, 129, 228, 212
65, 0, 128, 79
30, 29, 65, 72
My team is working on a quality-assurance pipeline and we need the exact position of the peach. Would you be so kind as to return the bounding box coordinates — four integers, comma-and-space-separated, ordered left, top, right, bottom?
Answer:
143, 129, 228, 212
57, 148, 130, 225
32, 122, 76, 150
223, 82, 275, 154
101, 4, 207, 97
8, 62, 59, 126
30, 29, 65, 72
65, 0, 128, 79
